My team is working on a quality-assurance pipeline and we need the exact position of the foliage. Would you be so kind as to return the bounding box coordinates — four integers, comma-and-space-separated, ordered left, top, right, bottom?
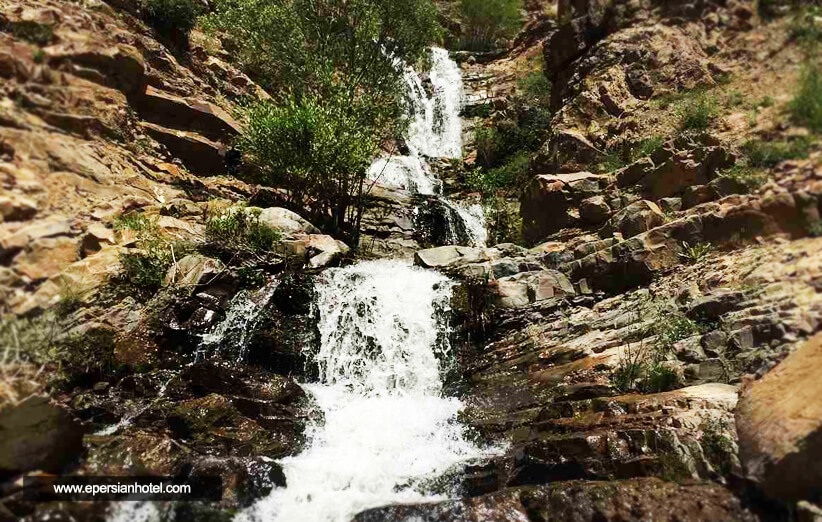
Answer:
809, 221, 822, 237
0, 314, 120, 387
598, 137, 665, 172
677, 92, 719, 131
204, 0, 441, 242
1, 20, 54, 45
472, 107, 551, 169
700, 417, 735, 475
113, 212, 191, 300
640, 363, 681, 393
789, 5, 822, 45
237, 267, 267, 288
791, 52, 822, 132
727, 90, 745, 107
203, 0, 440, 99
142, 0, 207, 36
483, 195, 522, 245
238, 96, 377, 238
742, 136, 812, 167
459, 0, 523, 51
205, 205, 283, 253
517, 55, 552, 105
719, 164, 769, 192
679, 241, 714, 264
655, 314, 702, 352
611, 339, 649, 392
467, 151, 531, 193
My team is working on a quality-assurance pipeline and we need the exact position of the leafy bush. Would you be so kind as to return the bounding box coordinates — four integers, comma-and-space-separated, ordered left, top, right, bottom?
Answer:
1, 20, 54, 45
791, 54, 822, 132
743, 137, 812, 167
205, 205, 283, 253
640, 363, 681, 393
204, 0, 441, 242
677, 92, 719, 130
114, 212, 156, 232
459, 0, 523, 51
142, 0, 207, 36
118, 239, 177, 299
483, 195, 522, 245
238, 96, 376, 238
473, 108, 551, 169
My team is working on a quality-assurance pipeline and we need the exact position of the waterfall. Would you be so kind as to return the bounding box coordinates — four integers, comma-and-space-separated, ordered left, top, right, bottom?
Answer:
239, 260, 496, 522
367, 48, 486, 246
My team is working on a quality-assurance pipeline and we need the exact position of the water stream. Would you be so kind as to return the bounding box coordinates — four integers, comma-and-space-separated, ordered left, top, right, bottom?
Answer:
239, 260, 496, 521
367, 48, 487, 247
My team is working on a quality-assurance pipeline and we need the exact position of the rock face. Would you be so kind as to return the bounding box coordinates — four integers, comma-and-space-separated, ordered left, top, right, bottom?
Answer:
0, 396, 84, 475
356, 478, 755, 522
736, 332, 822, 502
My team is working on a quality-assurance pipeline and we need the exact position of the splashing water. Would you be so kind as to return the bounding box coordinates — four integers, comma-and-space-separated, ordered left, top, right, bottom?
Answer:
239, 260, 497, 522
367, 48, 461, 195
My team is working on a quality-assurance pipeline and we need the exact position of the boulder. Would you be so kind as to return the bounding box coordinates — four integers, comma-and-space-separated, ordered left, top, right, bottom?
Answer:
0, 217, 71, 260
643, 147, 735, 199
165, 254, 225, 287
736, 332, 822, 502
0, 395, 84, 474
414, 245, 494, 269
580, 195, 611, 224
12, 236, 79, 281
494, 270, 575, 308
47, 44, 147, 95
521, 172, 607, 243
0, 194, 38, 221
607, 200, 665, 239
257, 208, 320, 235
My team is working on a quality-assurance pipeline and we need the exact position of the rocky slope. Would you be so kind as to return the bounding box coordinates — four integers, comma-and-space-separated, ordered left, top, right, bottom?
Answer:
2, 0, 822, 520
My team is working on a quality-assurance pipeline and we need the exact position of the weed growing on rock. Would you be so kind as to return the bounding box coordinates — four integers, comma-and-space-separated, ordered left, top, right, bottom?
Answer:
655, 313, 703, 352
727, 90, 745, 107
680, 241, 714, 264
677, 92, 719, 131
700, 417, 735, 475
791, 53, 822, 132
459, 0, 522, 51
808, 221, 822, 237
641, 363, 681, 393
205, 205, 283, 254
1, 20, 54, 45
719, 164, 769, 192
743, 137, 812, 167
114, 212, 157, 233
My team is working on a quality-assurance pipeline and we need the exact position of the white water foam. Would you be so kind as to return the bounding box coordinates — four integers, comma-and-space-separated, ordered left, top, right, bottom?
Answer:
368, 48, 464, 196
239, 260, 497, 522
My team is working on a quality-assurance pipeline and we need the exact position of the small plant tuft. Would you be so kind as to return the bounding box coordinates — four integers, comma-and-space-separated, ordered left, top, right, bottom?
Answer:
679, 241, 714, 264
205, 205, 283, 254
743, 137, 812, 167
677, 92, 719, 131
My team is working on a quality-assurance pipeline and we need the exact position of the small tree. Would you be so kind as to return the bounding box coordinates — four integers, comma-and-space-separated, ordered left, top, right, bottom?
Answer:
460, 0, 523, 51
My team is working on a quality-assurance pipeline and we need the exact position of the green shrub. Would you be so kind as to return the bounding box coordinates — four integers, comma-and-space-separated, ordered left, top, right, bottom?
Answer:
142, 0, 207, 36
118, 239, 177, 299
640, 363, 681, 393
2, 20, 54, 45
238, 97, 377, 238
727, 90, 745, 107
719, 164, 769, 192
743, 137, 812, 167
483, 195, 522, 245
679, 241, 714, 265
791, 55, 822, 132
789, 5, 822, 45
114, 212, 157, 232
473, 108, 550, 169
677, 92, 719, 130
237, 267, 267, 288
474, 126, 502, 168
655, 313, 703, 351
459, 0, 523, 51
205, 205, 283, 253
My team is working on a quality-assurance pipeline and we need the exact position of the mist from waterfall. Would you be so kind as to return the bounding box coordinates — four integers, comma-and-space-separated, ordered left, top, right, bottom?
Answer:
238, 260, 497, 522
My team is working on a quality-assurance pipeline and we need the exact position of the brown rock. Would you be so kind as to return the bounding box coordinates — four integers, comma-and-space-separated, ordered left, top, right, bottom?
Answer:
607, 200, 665, 239
80, 223, 116, 256
12, 236, 79, 281
47, 44, 147, 95
736, 332, 822, 502
0, 395, 84, 474
135, 86, 244, 141
0, 194, 38, 221
521, 172, 607, 243
140, 121, 227, 176
580, 195, 611, 224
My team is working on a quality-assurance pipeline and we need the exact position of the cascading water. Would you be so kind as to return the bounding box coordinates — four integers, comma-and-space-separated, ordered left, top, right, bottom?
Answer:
367, 48, 487, 247
239, 260, 497, 522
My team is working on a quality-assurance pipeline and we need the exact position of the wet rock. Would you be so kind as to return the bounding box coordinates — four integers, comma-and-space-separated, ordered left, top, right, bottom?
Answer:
189, 456, 286, 509
736, 332, 822, 502
0, 396, 84, 476
356, 479, 755, 521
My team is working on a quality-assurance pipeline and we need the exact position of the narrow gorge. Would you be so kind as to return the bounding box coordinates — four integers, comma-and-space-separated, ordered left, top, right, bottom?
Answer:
2, 0, 822, 521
